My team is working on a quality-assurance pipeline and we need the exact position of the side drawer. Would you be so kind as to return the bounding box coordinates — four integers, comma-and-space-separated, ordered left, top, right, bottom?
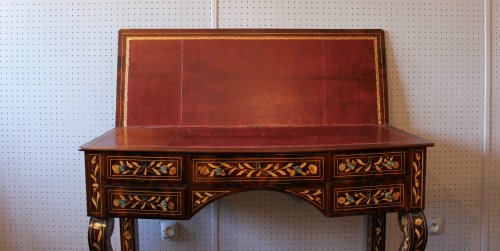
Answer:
192, 154, 326, 183
333, 151, 406, 179
332, 183, 405, 215
106, 154, 183, 182
107, 187, 185, 219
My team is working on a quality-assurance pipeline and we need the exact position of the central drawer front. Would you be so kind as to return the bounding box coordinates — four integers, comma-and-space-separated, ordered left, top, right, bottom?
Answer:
192, 154, 326, 183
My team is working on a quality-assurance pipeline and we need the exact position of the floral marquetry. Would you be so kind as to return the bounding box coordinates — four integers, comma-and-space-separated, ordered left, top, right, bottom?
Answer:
108, 189, 183, 217
411, 150, 425, 208
334, 185, 404, 212
107, 156, 182, 181
334, 152, 405, 177
191, 191, 230, 213
285, 189, 325, 210
193, 156, 324, 182
87, 155, 103, 215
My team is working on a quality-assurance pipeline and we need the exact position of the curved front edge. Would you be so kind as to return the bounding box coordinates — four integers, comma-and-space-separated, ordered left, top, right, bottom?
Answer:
89, 217, 115, 251
189, 189, 327, 217
398, 211, 428, 251
191, 190, 231, 216
283, 188, 326, 214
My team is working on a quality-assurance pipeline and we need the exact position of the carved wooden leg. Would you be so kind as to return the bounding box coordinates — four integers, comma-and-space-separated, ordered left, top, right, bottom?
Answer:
120, 218, 139, 251
398, 211, 428, 251
88, 217, 115, 251
367, 212, 386, 251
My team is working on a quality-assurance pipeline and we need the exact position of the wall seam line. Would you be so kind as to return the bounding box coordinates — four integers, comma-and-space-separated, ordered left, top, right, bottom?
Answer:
481, 0, 492, 250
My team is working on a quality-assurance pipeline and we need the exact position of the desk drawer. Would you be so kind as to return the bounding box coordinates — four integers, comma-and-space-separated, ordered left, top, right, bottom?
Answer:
106, 155, 183, 182
333, 151, 405, 178
332, 183, 405, 215
107, 187, 185, 218
192, 154, 325, 183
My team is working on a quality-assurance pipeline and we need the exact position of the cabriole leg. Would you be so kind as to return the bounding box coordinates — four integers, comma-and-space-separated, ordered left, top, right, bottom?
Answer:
89, 217, 115, 251
120, 218, 139, 251
398, 211, 428, 251
367, 212, 386, 251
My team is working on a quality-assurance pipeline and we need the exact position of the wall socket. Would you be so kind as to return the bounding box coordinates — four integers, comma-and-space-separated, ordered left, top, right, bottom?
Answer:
427, 218, 444, 235
160, 221, 179, 240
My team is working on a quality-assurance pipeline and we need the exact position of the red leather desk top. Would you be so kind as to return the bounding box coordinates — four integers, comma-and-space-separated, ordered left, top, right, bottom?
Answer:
80, 125, 433, 153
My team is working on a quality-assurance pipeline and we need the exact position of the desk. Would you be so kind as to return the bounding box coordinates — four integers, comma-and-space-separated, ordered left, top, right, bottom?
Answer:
81, 29, 433, 251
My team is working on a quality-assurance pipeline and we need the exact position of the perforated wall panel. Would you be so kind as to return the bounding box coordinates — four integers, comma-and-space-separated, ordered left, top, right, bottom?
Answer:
219, 1, 486, 250
0, 1, 211, 251
0, 0, 496, 250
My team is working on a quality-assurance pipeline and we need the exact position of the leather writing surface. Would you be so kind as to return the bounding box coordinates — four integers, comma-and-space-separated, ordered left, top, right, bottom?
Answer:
182, 39, 326, 126
121, 30, 385, 127
127, 40, 182, 126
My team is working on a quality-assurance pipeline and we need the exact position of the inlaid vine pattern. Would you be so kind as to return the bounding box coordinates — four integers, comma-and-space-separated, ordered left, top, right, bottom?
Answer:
399, 212, 427, 251
412, 151, 423, 207
120, 218, 136, 251
88, 217, 113, 251
110, 158, 179, 178
336, 186, 402, 209
368, 213, 386, 251
337, 153, 402, 175
192, 191, 229, 212
111, 193, 176, 212
88, 155, 101, 212
195, 159, 322, 180
285, 189, 324, 209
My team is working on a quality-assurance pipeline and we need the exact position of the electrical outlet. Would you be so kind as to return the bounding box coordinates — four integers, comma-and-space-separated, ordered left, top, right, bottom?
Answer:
160, 221, 179, 240
427, 218, 444, 235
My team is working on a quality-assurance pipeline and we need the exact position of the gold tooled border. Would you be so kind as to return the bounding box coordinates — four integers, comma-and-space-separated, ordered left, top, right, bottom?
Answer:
120, 33, 383, 127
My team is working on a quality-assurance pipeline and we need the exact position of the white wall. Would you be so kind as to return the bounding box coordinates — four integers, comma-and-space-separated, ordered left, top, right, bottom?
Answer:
0, 0, 496, 250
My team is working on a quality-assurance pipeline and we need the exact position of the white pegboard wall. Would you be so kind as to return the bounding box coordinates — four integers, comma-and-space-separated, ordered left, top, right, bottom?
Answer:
218, 1, 486, 250
219, 191, 365, 251
0, 1, 211, 251
0, 0, 496, 250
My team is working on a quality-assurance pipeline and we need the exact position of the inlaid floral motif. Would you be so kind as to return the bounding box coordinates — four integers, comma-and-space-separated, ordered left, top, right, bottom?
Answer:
192, 191, 229, 212
88, 217, 113, 251
338, 154, 401, 174
368, 213, 385, 251
412, 151, 423, 206
196, 159, 321, 179
120, 218, 135, 251
399, 212, 427, 251
89, 218, 104, 251
111, 159, 178, 177
111, 194, 176, 212
285, 189, 324, 209
336, 187, 401, 208
89, 155, 101, 211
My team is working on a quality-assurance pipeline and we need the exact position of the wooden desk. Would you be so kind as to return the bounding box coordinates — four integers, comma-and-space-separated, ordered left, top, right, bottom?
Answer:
81, 29, 433, 251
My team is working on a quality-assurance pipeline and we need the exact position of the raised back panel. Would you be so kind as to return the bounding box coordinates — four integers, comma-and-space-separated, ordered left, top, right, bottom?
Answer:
116, 29, 388, 127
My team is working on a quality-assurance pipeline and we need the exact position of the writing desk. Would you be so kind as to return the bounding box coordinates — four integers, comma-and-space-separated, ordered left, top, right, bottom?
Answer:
81, 29, 433, 251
